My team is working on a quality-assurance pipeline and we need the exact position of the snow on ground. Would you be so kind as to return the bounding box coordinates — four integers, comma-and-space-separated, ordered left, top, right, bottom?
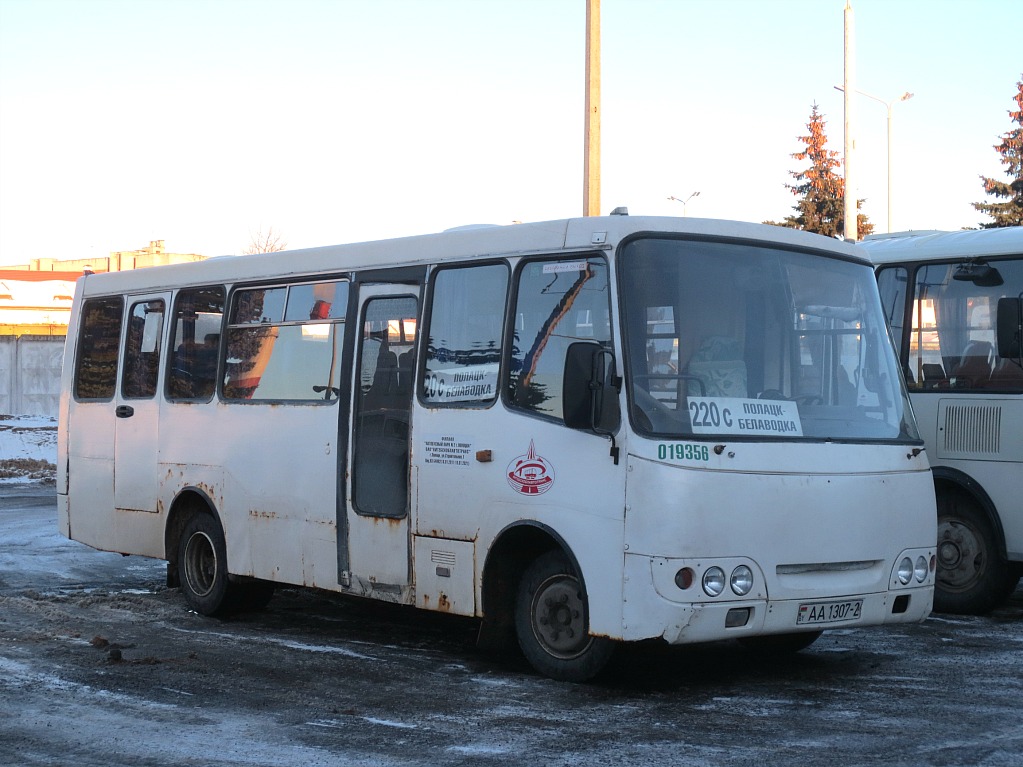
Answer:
0, 414, 58, 482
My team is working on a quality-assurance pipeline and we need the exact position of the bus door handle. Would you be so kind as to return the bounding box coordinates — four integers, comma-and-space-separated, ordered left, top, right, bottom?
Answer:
115, 405, 135, 418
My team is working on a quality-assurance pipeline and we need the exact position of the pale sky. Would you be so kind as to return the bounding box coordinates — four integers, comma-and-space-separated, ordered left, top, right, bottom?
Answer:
0, 0, 1020, 265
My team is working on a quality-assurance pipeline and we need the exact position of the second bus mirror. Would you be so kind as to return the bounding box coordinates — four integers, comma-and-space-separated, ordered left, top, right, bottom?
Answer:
563, 342, 621, 433
996, 297, 1022, 361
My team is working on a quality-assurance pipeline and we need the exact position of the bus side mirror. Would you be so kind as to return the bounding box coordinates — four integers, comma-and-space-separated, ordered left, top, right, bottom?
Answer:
996, 297, 1022, 360
563, 342, 621, 434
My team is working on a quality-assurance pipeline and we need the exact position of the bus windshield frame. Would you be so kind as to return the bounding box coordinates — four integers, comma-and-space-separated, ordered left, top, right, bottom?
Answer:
618, 234, 920, 444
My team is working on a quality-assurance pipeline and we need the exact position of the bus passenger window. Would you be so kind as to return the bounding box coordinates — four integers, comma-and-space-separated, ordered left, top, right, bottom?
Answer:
73, 297, 124, 400
507, 257, 611, 420
222, 280, 349, 402
423, 263, 508, 405
167, 287, 225, 401
122, 300, 165, 399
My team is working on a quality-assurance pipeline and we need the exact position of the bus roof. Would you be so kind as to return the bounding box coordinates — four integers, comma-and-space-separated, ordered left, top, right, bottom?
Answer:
861, 227, 1023, 265
75, 215, 868, 296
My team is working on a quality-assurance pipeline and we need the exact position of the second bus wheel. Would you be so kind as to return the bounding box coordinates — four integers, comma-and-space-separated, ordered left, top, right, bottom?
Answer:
514, 550, 615, 682
178, 513, 234, 616
935, 488, 1018, 615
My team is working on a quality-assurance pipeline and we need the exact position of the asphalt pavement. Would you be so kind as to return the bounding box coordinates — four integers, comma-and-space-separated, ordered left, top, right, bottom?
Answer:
2, 483, 1021, 767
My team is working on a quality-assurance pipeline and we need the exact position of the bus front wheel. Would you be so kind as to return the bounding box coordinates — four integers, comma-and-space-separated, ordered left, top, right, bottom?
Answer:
935, 489, 1017, 615
514, 551, 614, 682
178, 513, 233, 616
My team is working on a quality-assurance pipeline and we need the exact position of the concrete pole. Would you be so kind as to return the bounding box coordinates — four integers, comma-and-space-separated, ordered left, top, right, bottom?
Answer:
843, 2, 857, 240
886, 103, 893, 233
584, 0, 601, 217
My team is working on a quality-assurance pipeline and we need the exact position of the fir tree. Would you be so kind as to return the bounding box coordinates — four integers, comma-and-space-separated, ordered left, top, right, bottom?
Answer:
973, 77, 1023, 228
766, 103, 873, 238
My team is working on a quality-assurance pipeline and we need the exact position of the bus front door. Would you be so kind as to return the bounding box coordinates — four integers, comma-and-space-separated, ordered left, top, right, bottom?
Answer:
114, 294, 168, 513
343, 287, 419, 599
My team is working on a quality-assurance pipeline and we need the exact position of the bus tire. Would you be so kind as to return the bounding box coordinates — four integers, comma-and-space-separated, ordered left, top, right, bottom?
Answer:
514, 551, 614, 682
178, 513, 234, 616
935, 489, 1016, 615
739, 631, 822, 654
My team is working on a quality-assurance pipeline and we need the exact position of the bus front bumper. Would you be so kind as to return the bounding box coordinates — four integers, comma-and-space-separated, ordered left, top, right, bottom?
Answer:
619, 554, 934, 645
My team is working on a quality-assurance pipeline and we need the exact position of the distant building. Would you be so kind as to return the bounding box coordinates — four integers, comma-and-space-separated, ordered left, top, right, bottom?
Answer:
0, 271, 80, 336
5, 239, 206, 277
1, 240, 207, 336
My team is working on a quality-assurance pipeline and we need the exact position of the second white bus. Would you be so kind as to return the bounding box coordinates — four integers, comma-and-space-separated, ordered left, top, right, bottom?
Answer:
866, 227, 1023, 614
59, 215, 935, 680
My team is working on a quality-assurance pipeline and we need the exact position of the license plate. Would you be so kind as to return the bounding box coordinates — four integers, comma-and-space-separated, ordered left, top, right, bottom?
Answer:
796, 599, 863, 625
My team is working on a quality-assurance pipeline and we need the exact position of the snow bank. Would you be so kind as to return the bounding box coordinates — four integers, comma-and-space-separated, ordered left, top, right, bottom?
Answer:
0, 414, 58, 482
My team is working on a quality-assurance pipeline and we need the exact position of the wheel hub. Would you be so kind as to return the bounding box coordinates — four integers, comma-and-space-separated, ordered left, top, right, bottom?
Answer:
184, 531, 217, 597
532, 575, 588, 658
937, 520, 983, 590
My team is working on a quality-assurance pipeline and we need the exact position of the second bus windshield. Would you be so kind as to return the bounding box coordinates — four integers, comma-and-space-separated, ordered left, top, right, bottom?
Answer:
620, 236, 918, 442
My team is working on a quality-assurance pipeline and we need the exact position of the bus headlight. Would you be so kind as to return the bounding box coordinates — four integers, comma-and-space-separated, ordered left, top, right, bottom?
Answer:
702, 567, 726, 597
897, 557, 913, 585
914, 556, 928, 583
730, 565, 754, 596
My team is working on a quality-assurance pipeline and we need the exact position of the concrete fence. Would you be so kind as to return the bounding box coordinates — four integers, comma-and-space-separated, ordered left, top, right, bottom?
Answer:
0, 335, 65, 417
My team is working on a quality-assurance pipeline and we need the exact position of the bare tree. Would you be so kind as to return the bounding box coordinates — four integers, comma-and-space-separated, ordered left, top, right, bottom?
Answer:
243, 226, 288, 254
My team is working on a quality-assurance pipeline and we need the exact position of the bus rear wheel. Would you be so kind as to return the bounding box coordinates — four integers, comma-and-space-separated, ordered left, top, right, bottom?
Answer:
935, 489, 1017, 615
179, 513, 233, 616
514, 551, 614, 682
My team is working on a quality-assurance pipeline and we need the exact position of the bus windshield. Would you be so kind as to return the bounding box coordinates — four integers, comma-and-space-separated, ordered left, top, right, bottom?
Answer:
620, 236, 918, 442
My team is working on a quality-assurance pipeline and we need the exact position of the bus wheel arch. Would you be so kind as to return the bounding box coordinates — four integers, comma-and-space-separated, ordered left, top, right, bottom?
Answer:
163, 488, 220, 587
932, 471, 1017, 615
481, 522, 614, 681
479, 523, 559, 651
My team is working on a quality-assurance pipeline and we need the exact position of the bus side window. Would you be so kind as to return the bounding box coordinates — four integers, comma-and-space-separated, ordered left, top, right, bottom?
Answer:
122, 300, 165, 399
222, 281, 347, 402
876, 266, 912, 385
73, 296, 124, 400
422, 263, 508, 406
507, 257, 611, 421
167, 287, 225, 401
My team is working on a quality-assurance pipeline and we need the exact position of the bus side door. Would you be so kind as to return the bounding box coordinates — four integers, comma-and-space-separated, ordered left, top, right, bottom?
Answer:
343, 285, 419, 597
114, 293, 169, 513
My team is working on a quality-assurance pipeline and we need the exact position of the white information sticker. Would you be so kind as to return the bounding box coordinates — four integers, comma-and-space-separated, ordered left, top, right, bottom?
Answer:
423, 435, 473, 468
687, 397, 803, 437
542, 261, 588, 274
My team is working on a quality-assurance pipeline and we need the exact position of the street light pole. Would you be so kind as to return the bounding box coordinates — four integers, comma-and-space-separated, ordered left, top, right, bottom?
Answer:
583, 0, 601, 216
668, 192, 700, 216
835, 85, 914, 232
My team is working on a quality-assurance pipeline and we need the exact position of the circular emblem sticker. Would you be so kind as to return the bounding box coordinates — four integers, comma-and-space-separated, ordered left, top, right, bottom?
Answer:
507, 440, 556, 496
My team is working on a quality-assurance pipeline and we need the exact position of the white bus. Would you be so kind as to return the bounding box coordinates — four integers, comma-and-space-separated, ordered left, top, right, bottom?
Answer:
58, 215, 935, 681
865, 227, 1023, 614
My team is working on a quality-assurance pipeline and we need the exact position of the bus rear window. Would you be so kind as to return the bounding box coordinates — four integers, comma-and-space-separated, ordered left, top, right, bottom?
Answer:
73, 297, 124, 400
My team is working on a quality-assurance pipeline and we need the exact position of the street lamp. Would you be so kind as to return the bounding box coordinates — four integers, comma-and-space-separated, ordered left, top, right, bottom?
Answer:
668, 191, 700, 216
835, 85, 914, 233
